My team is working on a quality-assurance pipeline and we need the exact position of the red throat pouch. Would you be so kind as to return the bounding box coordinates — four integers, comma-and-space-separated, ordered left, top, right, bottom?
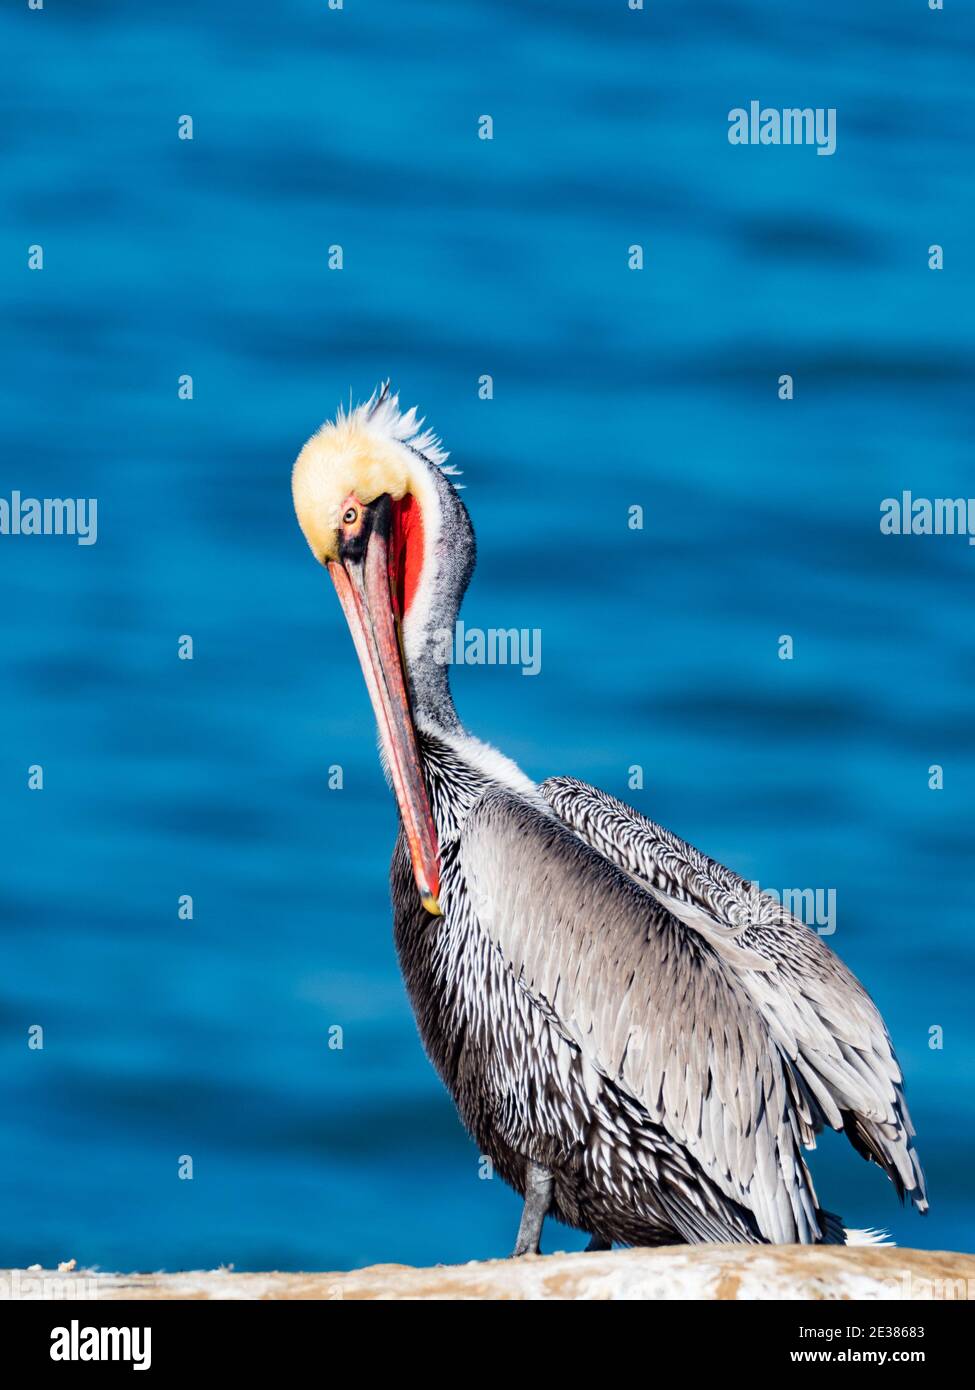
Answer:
390, 494, 425, 621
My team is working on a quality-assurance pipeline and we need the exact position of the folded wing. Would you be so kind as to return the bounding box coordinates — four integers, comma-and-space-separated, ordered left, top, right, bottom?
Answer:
460, 787, 833, 1244
540, 776, 927, 1215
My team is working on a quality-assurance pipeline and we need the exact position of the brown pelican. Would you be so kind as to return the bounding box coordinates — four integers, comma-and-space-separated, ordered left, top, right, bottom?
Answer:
292, 386, 927, 1253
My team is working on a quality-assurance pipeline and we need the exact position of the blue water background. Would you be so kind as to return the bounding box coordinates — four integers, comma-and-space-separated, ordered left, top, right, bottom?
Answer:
1, 1, 973, 1271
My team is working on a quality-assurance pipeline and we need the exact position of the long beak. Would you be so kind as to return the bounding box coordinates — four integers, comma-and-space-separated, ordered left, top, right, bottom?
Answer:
328, 520, 442, 916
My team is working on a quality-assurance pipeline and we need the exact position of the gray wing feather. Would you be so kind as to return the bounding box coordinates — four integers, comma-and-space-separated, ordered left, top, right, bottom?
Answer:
459, 786, 823, 1244
540, 775, 928, 1213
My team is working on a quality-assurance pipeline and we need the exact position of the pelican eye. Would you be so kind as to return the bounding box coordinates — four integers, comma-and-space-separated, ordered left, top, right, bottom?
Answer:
342, 506, 359, 526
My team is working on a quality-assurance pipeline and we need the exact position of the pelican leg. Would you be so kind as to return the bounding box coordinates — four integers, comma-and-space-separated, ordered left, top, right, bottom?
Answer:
585, 1234, 612, 1252
511, 1159, 553, 1256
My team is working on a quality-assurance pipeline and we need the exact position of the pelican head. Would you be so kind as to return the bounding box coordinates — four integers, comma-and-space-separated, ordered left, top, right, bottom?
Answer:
292, 385, 471, 916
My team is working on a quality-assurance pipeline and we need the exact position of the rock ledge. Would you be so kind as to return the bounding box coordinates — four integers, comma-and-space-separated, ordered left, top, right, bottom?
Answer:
4, 1245, 973, 1301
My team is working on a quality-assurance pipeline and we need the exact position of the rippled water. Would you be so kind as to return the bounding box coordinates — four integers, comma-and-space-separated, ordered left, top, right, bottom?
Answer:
1, 1, 972, 1270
